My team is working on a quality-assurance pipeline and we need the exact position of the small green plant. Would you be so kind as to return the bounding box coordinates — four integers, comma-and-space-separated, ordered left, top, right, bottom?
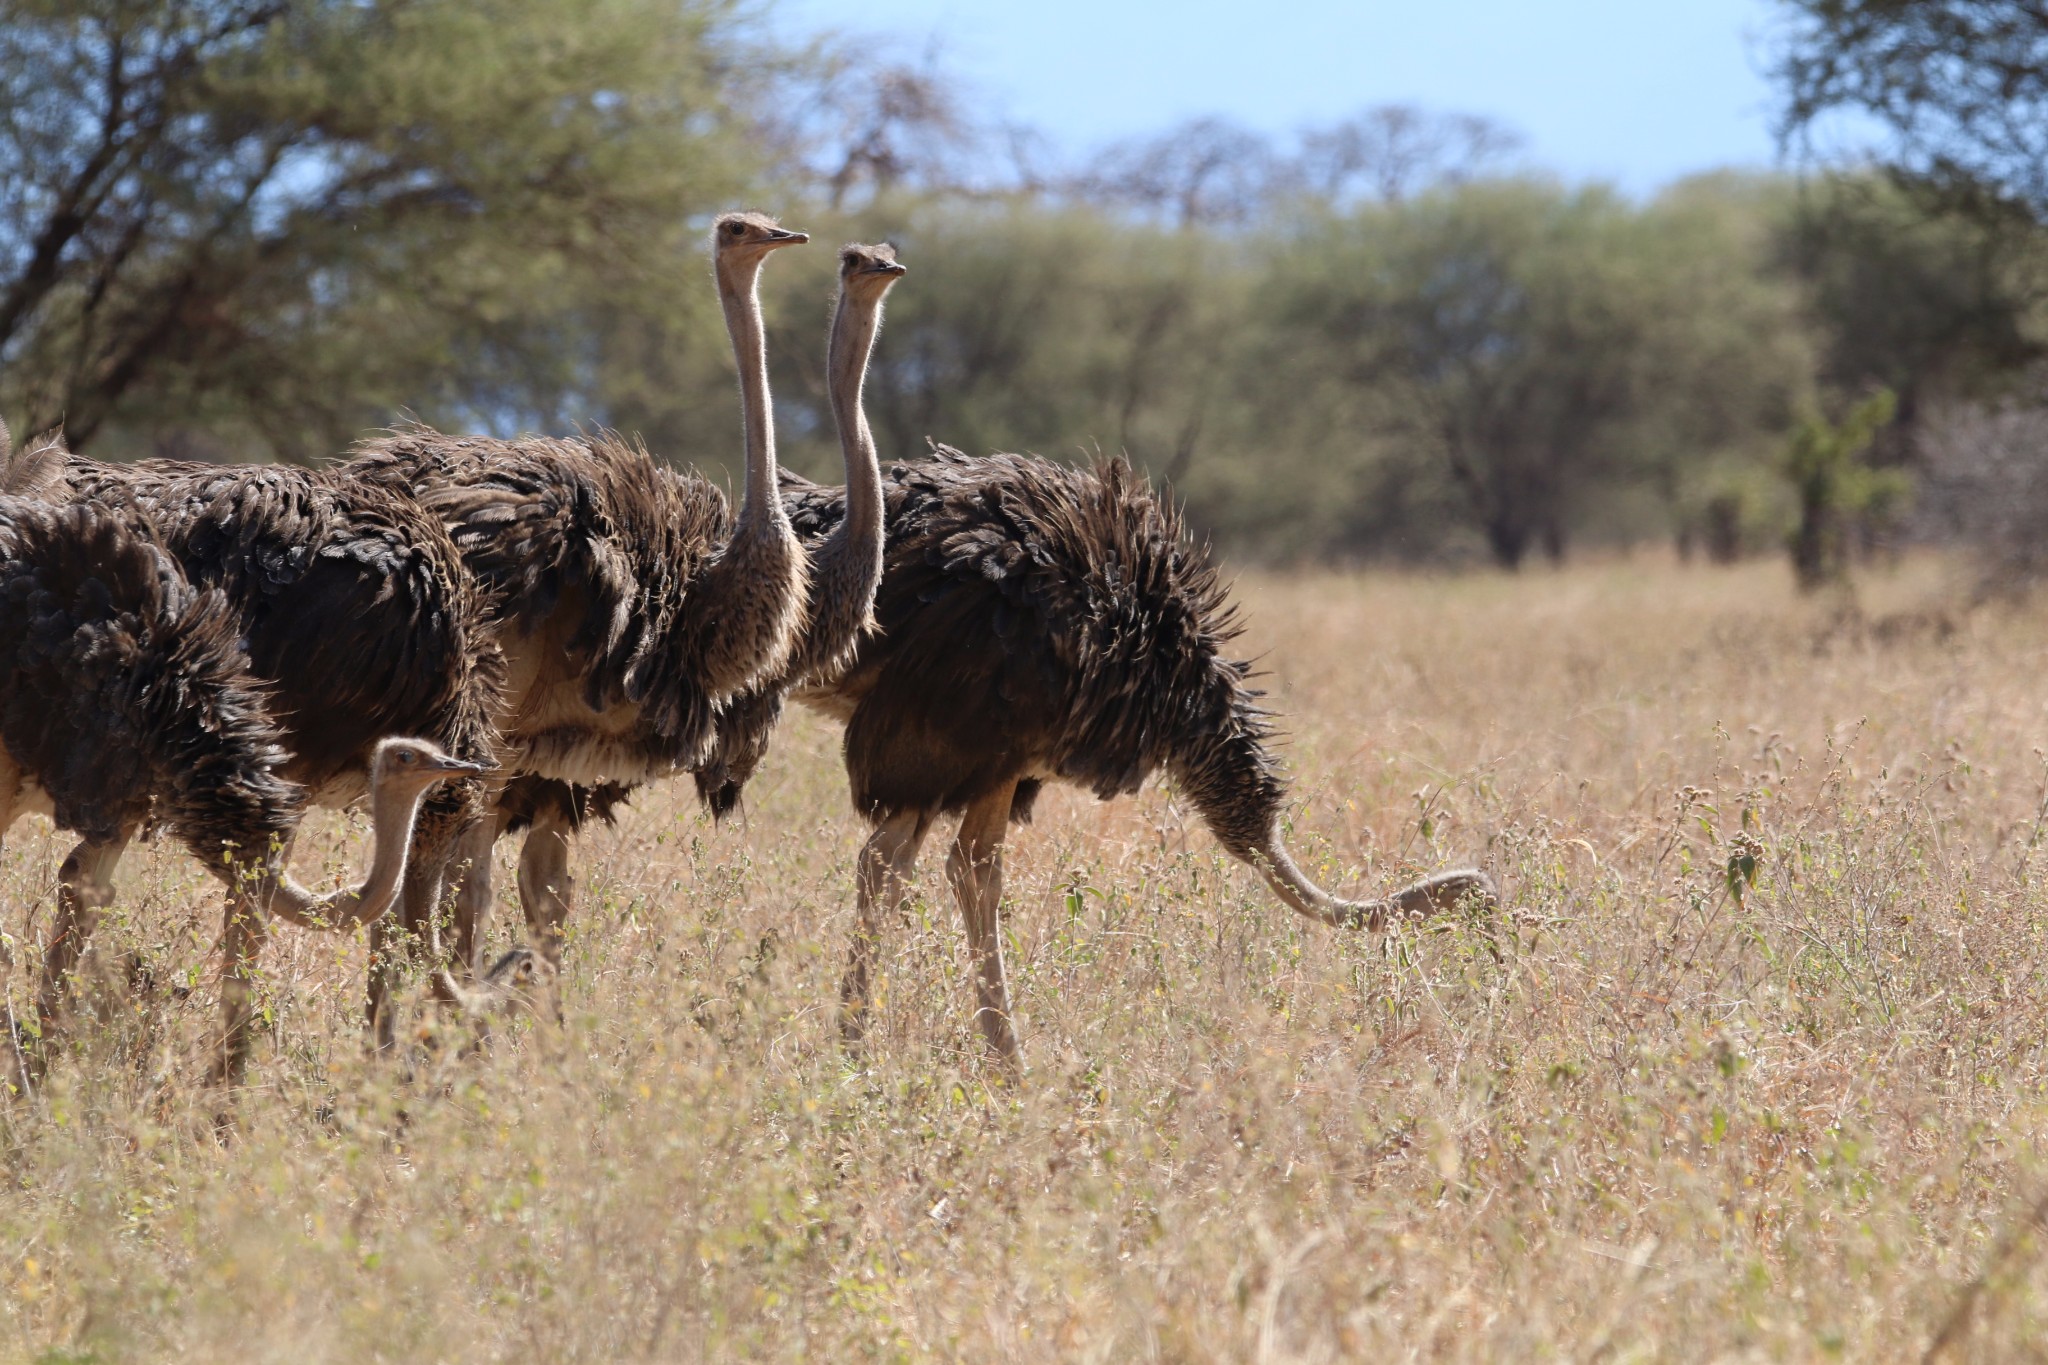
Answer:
1783, 389, 1905, 592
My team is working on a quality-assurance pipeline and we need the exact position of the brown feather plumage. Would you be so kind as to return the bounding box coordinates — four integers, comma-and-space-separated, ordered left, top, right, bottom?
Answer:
47, 455, 506, 805
13, 442, 509, 1066
349, 425, 761, 776
689, 450, 1285, 859
0, 497, 301, 870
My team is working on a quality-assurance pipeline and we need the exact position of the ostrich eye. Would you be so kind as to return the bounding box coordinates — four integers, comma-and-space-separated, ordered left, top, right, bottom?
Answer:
727, 221, 746, 236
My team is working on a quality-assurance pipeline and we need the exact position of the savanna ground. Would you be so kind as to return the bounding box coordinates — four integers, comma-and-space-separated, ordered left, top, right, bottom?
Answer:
5, 557, 2048, 1360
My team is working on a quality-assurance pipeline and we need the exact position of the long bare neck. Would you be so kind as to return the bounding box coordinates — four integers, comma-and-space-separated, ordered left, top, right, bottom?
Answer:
717, 255, 783, 530
798, 286, 888, 677
1254, 830, 1495, 932
693, 253, 807, 701
829, 287, 886, 545
269, 778, 427, 930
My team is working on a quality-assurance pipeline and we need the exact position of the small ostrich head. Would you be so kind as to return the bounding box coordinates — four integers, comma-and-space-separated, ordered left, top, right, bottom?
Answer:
712, 211, 809, 267
839, 242, 907, 299
370, 737, 487, 795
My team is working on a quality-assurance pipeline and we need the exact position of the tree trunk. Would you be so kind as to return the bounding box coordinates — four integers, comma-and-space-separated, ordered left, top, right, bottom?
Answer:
1790, 490, 1840, 593
1484, 515, 1529, 570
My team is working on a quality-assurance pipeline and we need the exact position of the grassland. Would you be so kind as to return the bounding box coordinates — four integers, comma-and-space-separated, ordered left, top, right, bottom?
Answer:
5, 557, 2048, 1360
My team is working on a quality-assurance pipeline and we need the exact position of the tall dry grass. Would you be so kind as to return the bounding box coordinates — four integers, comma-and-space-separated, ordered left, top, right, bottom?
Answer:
4, 557, 2048, 1360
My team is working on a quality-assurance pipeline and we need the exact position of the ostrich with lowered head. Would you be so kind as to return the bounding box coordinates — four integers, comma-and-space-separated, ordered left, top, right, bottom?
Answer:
0, 478, 479, 1084
345, 211, 816, 987
707, 451, 1496, 1069
482, 241, 909, 962
5, 415, 507, 1047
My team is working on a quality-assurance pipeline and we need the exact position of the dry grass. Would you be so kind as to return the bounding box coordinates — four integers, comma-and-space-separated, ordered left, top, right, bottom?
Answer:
6, 556, 2048, 1361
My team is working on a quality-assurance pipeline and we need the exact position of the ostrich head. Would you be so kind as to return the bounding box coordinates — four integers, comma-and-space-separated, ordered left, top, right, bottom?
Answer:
712, 211, 809, 268
370, 736, 487, 795
838, 242, 908, 297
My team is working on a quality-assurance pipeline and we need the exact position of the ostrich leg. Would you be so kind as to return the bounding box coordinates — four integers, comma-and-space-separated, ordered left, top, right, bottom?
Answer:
34, 835, 132, 1052
839, 809, 930, 1047
946, 782, 1021, 1071
511, 807, 575, 1025
211, 884, 272, 1086
515, 805, 576, 971
449, 814, 504, 975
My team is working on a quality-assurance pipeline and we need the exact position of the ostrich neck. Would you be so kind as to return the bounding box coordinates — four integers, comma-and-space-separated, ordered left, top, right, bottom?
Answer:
1252, 826, 1493, 931
1253, 830, 1370, 928
717, 257, 783, 530
270, 778, 427, 929
691, 253, 806, 700
808, 287, 887, 666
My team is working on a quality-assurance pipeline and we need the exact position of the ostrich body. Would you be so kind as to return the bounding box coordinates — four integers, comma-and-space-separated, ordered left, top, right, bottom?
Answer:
492, 244, 909, 947
344, 213, 816, 980
0, 487, 478, 1083
713, 447, 1496, 1066
4, 426, 506, 1048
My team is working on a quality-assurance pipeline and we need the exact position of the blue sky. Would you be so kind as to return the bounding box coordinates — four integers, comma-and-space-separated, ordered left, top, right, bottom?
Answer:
775, 0, 1862, 194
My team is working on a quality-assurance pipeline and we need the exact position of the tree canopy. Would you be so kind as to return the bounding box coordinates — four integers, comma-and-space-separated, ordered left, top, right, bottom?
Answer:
0, 0, 768, 458
1775, 0, 2048, 220
4, 0, 2045, 570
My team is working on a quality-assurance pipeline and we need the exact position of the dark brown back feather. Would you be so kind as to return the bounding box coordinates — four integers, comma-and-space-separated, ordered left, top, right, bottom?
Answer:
351, 425, 738, 766
0, 499, 302, 867
701, 449, 1288, 858
46, 457, 505, 801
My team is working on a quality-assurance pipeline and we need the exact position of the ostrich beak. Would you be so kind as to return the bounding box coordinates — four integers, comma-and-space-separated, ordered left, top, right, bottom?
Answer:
765, 228, 809, 246
428, 756, 490, 777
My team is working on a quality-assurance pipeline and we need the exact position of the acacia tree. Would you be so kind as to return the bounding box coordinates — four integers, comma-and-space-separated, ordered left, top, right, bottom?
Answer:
1295, 106, 1521, 205
1775, 173, 2044, 429
1775, 0, 2048, 219
1261, 184, 1656, 567
1255, 179, 1814, 567
0, 0, 767, 458
1077, 118, 1283, 228
1784, 389, 1901, 591
760, 201, 1235, 485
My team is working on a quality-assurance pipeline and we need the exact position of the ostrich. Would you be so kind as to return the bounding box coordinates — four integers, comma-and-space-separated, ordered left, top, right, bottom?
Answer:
210, 736, 483, 1081
345, 211, 815, 986
465, 249, 1491, 1068
0, 480, 479, 1084
4, 420, 506, 1049
485, 242, 909, 963
707, 449, 1497, 1068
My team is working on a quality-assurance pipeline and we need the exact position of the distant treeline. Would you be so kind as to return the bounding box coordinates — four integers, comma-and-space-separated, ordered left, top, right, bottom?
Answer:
7, 0, 2045, 566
